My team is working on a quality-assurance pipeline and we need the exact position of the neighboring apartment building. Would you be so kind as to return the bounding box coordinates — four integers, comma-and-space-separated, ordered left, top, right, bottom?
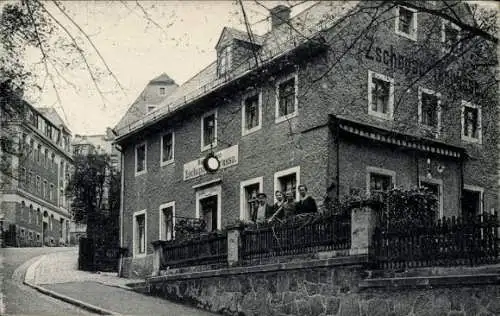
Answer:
0, 96, 73, 247
113, 2, 498, 276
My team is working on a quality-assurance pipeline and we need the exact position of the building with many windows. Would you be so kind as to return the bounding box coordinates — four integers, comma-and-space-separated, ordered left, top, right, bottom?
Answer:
1, 96, 73, 247
113, 2, 498, 276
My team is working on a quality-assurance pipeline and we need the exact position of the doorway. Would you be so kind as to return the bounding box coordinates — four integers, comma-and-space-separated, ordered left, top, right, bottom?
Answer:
462, 189, 482, 220
200, 195, 218, 232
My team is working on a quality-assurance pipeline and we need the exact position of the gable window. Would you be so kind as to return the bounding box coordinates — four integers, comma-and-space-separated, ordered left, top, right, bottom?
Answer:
201, 111, 217, 151
240, 177, 263, 221
159, 202, 175, 241
159, 87, 166, 96
161, 132, 174, 165
133, 210, 147, 257
147, 105, 156, 113
276, 73, 298, 123
274, 166, 300, 202
395, 6, 417, 41
135, 143, 147, 175
366, 166, 395, 197
218, 45, 232, 77
418, 87, 441, 129
461, 101, 481, 144
242, 92, 262, 135
442, 20, 460, 53
368, 71, 394, 120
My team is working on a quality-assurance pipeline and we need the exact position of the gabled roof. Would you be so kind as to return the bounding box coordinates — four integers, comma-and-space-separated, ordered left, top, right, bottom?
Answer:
215, 27, 265, 49
115, 2, 360, 140
37, 107, 71, 133
149, 73, 176, 85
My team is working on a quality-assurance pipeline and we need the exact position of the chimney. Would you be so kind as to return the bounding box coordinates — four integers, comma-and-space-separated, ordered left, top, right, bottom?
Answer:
270, 5, 291, 29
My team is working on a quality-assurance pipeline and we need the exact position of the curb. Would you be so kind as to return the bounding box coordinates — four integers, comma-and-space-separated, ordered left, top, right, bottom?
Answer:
23, 280, 121, 315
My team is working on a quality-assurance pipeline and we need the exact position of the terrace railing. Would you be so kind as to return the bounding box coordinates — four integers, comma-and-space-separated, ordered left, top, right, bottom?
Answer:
240, 212, 351, 262
159, 231, 228, 269
373, 212, 499, 269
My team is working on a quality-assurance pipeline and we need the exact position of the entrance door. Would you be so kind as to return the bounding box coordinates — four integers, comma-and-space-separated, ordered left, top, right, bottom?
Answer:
200, 195, 218, 232
462, 189, 481, 220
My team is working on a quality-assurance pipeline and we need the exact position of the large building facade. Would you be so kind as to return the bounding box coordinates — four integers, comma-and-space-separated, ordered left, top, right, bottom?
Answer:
114, 2, 499, 276
1, 97, 73, 247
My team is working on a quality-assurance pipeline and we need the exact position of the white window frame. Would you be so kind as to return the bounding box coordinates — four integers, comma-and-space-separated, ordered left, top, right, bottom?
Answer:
159, 87, 166, 96
463, 184, 484, 214
419, 177, 444, 218
461, 100, 482, 144
195, 185, 222, 231
275, 72, 299, 124
133, 209, 147, 258
274, 166, 301, 203
366, 166, 396, 196
134, 142, 147, 176
395, 5, 418, 41
418, 87, 441, 132
159, 201, 175, 241
239, 176, 264, 221
367, 70, 394, 120
241, 90, 263, 136
160, 131, 175, 166
441, 19, 461, 54
200, 109, 218, 152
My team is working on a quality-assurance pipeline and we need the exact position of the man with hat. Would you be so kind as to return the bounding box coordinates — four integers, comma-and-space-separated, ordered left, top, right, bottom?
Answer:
251, 192, 274, 223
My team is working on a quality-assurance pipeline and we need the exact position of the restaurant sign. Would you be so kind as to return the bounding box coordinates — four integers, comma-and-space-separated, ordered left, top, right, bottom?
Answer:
183, 145, 239, 181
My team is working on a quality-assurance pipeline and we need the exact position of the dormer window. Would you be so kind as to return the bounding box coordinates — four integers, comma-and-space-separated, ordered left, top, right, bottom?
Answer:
159, 87, 165, 95
218, 46, 232, 77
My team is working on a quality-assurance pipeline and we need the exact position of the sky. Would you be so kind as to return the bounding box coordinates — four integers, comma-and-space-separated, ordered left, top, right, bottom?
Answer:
20, 0, 314, 135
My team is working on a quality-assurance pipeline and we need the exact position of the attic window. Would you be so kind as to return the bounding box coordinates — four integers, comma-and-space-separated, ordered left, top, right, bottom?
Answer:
159, 87, 166, 95
218, 46, 232, 77
147, 105, 156, 112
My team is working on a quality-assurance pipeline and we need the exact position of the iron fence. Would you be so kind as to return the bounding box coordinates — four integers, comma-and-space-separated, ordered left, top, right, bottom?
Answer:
240, 213, 351, 262
160, 232, 228, 269
373, 212, 499, 269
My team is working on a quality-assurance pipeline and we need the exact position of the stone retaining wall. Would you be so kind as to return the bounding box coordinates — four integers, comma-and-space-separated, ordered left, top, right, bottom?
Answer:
145, 258, 500, 316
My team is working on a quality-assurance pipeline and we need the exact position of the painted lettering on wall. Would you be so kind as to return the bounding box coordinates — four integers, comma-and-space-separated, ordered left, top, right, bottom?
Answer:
365, 42, 479, 95
183, 145, 239, 181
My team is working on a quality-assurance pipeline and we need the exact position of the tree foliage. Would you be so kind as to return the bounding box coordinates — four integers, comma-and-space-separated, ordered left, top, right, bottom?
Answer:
66, 152, 120, 232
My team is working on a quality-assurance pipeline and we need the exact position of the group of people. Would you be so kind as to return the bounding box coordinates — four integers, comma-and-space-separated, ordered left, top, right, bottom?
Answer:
250, 184, 318, 223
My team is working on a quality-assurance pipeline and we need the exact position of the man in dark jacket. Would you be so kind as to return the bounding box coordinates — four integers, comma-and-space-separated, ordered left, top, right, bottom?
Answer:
251, 193, 274, 222
297, 184, 318, 214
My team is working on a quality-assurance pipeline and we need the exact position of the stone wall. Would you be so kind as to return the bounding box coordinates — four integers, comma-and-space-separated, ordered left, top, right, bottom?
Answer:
145, 258, 500, 316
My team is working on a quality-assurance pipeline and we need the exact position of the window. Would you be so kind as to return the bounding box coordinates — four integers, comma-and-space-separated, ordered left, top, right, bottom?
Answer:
274, 166, 300, 202
135, 143, 147, 175
276, 74, 298, 123
368, 71, 394, 119
20, 168, 26, 184
462, 185, 483, 220
418, 87, 441, 129
50, 215, 54, 231
218, 45, 232, 76
20, 201, 25, 220
395, 6, 417, 41
133, 210, 147, 257
29, 139, 34, 159
461, 101, 482, 144
159, 87, 166, 95
60, 218, 64, 237
159, 202, 175, 241
36, 176, 41, 193
201, 111, 217, 151
147, 105, 156, 112
36, 208, 40, 225
442, 20, 460, 53
195, 185, 221, 232
43, 180, 48, 198
36, 144, 41, 162
161, 132, 174, 165
240, 177, 263, 221
50, 184, 55, 201
420, 177, 443, 219
44, 149, 49, 167
28, 171, 33, 188
366, 167, 395, 196
29, 205, 33, 223
242, 92, 262, 135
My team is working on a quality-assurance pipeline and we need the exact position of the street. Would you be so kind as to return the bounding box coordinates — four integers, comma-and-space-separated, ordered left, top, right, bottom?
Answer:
1, 247, 92, 315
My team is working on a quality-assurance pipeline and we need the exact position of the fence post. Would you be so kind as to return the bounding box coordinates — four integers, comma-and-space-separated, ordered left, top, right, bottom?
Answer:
226, 224, 243, 267
151, 241, 163, 277
349, 202, 380, 256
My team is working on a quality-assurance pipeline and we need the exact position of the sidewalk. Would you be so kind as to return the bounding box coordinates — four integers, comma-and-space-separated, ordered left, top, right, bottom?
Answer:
24, 248, 215, 315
